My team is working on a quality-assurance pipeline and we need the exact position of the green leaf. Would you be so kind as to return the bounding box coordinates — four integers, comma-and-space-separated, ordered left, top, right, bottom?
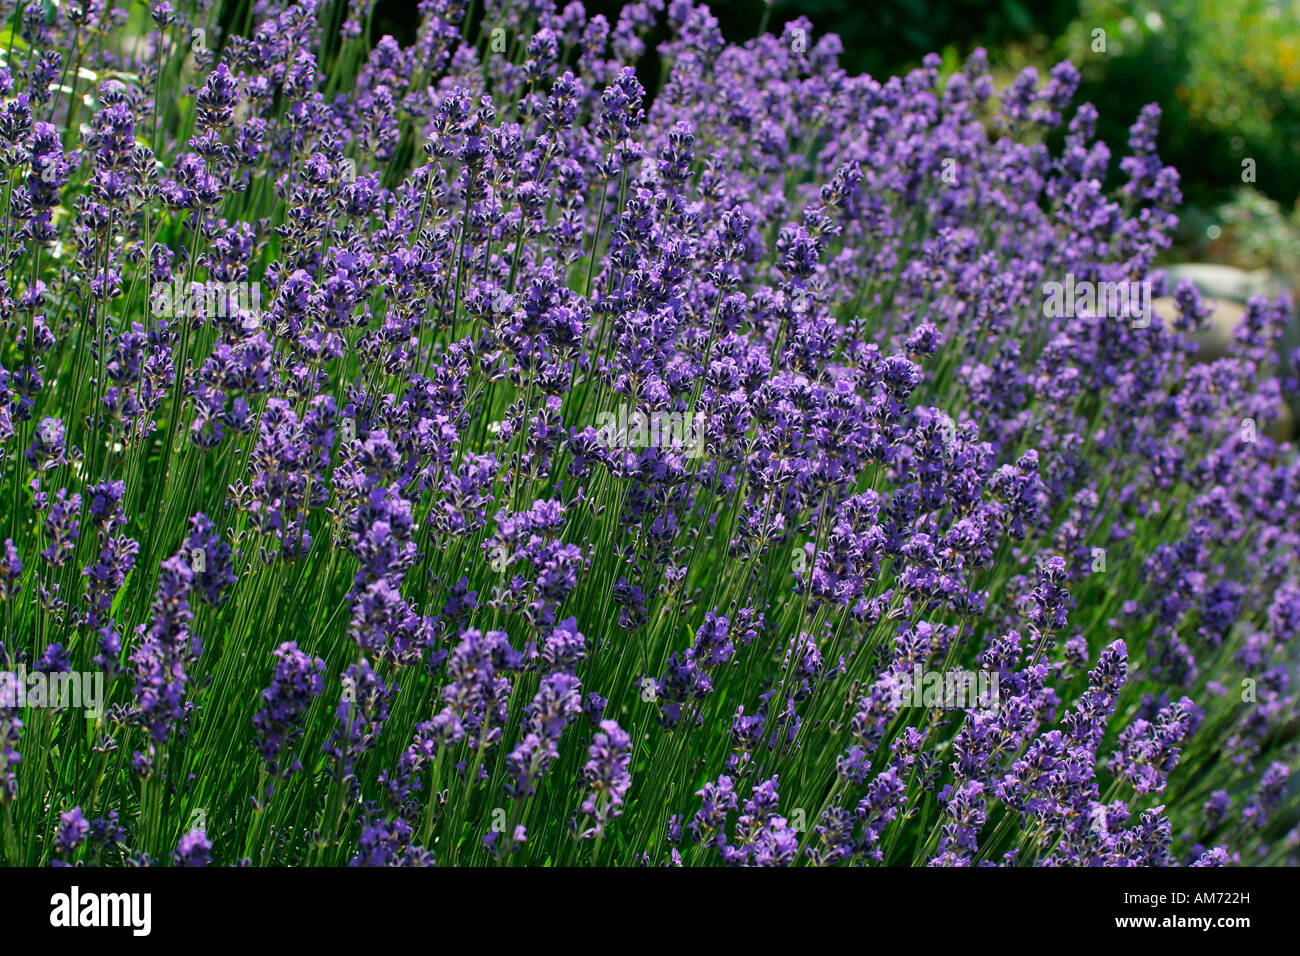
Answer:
0, 25, 29, 54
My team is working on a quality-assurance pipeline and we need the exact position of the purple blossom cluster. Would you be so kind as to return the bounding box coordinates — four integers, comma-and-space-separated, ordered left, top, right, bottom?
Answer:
0, 0, 1294, 867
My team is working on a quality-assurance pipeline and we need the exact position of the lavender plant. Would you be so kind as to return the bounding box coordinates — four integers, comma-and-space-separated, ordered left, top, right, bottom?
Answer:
0, 0, 1295, 868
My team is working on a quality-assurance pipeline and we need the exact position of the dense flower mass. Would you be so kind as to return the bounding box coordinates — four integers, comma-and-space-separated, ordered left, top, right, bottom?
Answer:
0, 0, 1295, 868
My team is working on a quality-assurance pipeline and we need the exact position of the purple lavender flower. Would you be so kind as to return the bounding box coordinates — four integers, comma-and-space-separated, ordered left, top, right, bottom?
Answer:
577, 719, 632, 838
55, 807, 90, 855
325, 657, 394, 796
253, 642, 326, 784
172, 829, 212, 866
130, 553, 196, 745
505, 671, 582, 798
